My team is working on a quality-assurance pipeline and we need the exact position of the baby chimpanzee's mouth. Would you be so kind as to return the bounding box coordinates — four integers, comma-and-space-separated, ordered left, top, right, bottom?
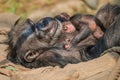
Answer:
24, 50, 39, 62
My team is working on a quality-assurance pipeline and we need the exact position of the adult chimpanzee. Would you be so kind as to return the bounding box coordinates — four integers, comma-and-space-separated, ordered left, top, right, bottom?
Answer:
96, 3, 120, 29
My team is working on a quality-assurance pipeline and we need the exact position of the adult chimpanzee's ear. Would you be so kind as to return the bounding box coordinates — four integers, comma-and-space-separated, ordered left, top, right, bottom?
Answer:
14, 17, 22, 26
24, 50, 39, 62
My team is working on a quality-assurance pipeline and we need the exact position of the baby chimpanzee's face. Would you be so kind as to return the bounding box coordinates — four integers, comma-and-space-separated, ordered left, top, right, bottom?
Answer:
62, 21, 76, 33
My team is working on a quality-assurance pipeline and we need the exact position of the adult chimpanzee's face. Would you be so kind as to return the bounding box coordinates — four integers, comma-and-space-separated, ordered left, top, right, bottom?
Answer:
7, 17, 63, 68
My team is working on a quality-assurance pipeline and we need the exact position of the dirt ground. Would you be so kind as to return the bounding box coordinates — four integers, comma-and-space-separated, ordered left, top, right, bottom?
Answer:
0, 0, 120, 80
0, 13, 119, 80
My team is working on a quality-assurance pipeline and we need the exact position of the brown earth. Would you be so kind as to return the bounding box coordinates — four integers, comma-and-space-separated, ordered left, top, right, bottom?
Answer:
0, 0, 120, 80
0, 13, 119, 80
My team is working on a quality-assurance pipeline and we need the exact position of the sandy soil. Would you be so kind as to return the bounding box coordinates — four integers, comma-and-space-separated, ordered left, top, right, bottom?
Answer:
0, 0, 120, 80
0, 13, 119, 80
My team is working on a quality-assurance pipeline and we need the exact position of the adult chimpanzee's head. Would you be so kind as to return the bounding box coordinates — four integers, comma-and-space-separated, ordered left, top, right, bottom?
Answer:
35, 17, 63, 45
7, 17, 63, 68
